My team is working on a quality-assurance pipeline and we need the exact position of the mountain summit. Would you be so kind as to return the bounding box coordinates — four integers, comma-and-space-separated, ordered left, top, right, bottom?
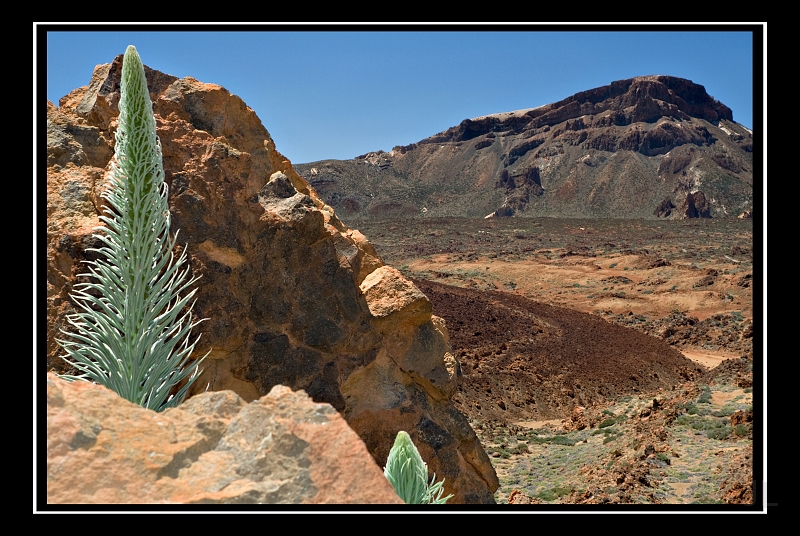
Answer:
295, 76, 753, 220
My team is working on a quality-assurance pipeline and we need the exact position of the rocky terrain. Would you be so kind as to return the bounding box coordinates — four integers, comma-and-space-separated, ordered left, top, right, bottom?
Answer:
348, 216, 756, 505
44, 57, 757, 507
45, 55, 497, 504
415, 279, 704, 423
497, 365, 754, 505
351, 216, 754, 339
295, 76, 753, 220
417, 279, 754, 505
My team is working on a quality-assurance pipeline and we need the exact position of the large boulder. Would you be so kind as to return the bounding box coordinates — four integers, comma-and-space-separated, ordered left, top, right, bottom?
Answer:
45, 55, 498, 503
45, 372, 402, 504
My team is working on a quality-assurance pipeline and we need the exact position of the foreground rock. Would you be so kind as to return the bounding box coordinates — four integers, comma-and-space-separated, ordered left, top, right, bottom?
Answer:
46, 55, 498, 502
46, 373, 402, 504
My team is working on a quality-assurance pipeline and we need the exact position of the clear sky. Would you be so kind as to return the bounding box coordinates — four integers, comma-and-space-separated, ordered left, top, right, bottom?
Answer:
42, 24, 760, 165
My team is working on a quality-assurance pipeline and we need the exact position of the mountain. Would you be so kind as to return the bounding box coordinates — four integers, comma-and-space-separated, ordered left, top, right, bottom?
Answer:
294, 76, 754, 220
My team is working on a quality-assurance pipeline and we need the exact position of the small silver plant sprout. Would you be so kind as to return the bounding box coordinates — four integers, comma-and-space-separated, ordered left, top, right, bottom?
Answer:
384, 431, 453, 504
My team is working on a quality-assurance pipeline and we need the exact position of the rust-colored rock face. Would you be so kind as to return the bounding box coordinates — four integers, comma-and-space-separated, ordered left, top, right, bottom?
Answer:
46, 373, 403, 504
45, 55, 498, 503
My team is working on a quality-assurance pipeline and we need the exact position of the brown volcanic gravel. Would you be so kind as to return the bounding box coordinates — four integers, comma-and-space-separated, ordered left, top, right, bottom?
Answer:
413, 279, 706, 423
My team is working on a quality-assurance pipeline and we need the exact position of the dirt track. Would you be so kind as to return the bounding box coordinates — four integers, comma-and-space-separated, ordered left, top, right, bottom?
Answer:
680, 349, 738, 369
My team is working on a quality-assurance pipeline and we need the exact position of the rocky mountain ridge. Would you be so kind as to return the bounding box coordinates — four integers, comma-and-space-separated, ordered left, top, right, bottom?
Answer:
294, 75, 753, 220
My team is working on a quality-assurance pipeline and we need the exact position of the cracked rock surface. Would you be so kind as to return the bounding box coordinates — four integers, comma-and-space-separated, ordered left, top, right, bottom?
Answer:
46, 373, 403, 504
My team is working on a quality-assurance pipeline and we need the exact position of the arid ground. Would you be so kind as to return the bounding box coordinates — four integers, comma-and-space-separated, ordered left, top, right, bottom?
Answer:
349, 216, 756, 505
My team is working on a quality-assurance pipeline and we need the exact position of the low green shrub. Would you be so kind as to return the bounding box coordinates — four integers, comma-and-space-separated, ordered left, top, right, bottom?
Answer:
707, 426, 732, 440
552, 486, 574, 498
537, 490, 557, 502
676, 414, 734, 441
549, 435, 577, 446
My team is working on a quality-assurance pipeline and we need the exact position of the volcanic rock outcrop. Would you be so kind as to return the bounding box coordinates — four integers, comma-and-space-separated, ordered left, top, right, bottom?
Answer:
295, 75, 753, 219
45, 55, 498, 503
413, 279, 706, 424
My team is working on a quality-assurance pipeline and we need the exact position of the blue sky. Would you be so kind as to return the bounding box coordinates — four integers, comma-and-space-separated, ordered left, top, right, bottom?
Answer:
42, 24, 760, 165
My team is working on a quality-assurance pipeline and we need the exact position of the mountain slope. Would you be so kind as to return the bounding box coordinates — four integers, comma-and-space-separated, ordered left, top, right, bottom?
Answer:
295, 75, 753, 220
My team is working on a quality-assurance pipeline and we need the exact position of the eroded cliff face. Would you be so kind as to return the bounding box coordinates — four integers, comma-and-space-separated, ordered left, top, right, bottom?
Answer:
45, 55, 499, 503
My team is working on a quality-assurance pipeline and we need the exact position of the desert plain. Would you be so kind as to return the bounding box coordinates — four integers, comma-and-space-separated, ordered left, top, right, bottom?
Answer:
350, 215, 756, 504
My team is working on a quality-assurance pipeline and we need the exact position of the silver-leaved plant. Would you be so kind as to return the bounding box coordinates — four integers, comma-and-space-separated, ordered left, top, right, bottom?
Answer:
57, 45, 208, 412
384, 431, 453, 504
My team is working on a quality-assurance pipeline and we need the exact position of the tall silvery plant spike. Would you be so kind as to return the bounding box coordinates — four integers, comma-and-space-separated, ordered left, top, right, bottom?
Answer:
57, 45, 208, 412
